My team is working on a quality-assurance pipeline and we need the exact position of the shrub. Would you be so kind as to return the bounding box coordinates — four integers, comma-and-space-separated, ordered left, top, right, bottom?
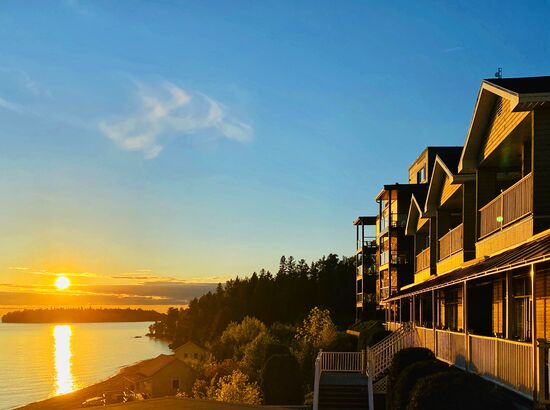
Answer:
327, 332, 357, 352
390, 360, 449, 410
260, 354, 303, 405
386, 347, 435, 409
407, 371, 514, 410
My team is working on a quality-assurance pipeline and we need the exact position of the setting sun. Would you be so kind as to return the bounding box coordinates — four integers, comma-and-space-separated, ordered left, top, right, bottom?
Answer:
55, 276, 71, 290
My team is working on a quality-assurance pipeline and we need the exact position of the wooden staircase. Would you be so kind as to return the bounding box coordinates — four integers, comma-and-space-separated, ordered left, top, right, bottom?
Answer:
319, 382, 369, 410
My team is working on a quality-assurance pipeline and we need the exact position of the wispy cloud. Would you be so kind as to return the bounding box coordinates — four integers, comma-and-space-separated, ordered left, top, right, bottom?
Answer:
99, 82, 253, 159
0, 96, 25, 114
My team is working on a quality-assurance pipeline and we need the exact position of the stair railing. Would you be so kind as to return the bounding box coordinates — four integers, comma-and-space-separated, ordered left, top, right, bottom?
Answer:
367, 322, 415, 381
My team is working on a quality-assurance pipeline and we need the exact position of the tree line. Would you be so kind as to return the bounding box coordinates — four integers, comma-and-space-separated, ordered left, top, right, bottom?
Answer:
148, 253, 356, 347
2, 307, 165, 323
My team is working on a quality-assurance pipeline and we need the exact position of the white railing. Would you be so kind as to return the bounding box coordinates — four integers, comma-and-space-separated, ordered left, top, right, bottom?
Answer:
319, 351, 364, 373
469, 335, 533, 397
313, 350, 372, 410
367, 323, 415, 381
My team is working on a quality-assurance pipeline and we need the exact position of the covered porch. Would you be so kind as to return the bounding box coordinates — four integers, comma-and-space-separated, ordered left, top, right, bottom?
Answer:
381, 234, 550, 403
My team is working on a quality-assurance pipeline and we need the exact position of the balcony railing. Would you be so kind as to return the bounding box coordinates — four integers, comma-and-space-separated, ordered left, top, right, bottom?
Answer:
356, 237, 377, 251
479, 173, 533, 238
416, 247, 431, 272
380, 250, 408, 266
439, 223, 463, 260
380, 213, 407, 232
356, 293, 363, 304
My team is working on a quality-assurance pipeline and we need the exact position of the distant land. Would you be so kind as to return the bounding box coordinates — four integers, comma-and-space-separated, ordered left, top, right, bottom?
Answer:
1, 307, 166, 323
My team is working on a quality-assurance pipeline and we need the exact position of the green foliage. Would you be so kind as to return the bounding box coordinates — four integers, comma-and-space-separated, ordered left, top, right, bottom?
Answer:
357, 321, 388, 350
408, 371, 515, 410
149, 254, 356, 346
212, 370, 262, 405
260, 354, 303, 405
295, 307, 337, 350
390, 360, 449, 410
219, 317, 267, 360
241, 331, 277, 380
327, 332, 357, 352
387, 347, 435, 408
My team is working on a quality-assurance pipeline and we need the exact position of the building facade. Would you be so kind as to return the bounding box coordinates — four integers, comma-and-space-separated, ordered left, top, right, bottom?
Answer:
361, 76, 550, 404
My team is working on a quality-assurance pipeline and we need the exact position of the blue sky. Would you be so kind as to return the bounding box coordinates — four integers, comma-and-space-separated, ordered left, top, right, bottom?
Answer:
0, 0, 549, 303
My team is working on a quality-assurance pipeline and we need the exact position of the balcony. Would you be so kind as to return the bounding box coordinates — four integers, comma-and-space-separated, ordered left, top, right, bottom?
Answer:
380, 250, 408, 266
356, 292, 363, 306
479, 173, 532, 238
415, 247, 431, 273
439, 224, 463, 260
380, 213, 407, 232
356, 237, 377, 253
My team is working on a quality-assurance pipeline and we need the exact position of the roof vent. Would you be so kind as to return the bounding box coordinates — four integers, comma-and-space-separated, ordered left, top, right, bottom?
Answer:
495, 67, 503, 79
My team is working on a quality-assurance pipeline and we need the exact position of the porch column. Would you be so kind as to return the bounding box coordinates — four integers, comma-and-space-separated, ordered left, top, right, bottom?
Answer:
399, 299, 402, 323
412, 295, 416, 325
433, 289, 438, 356
505, 270, 511, 339
463, 281, 469, 371
531, 263, 538, 400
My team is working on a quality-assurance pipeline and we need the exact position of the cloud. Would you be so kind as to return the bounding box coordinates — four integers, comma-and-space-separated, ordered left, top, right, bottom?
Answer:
0, 96, 25, 114
99, 82, 253, 159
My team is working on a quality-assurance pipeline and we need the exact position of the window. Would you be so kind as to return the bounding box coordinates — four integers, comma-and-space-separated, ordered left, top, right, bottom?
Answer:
417, 167, 426, 183
183, 353, 188, 358
511, 275, 532, 341
172, 379, 180, 390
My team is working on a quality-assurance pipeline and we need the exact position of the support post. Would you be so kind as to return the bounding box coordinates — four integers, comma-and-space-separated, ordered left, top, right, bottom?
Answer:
532, 264, 538, 401
464, 281, 469, 371
433, 290, 438, 356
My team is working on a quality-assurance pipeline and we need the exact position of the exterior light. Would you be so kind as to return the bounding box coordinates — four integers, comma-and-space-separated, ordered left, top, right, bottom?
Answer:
496, 216, 503, 223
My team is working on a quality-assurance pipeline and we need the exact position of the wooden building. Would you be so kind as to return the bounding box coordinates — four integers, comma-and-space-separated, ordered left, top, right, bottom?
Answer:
121, 354, 195, 399
174, 341, 210, 362
373, 75, 550, 405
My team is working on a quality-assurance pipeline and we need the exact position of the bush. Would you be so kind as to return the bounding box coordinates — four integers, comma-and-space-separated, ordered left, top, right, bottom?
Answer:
390, 360, 449, 410
357, 321, 385, 350
327, 332, 357, 352
407, 371, 515, 410
260, 354, 303, 405
386, 347, 435, 409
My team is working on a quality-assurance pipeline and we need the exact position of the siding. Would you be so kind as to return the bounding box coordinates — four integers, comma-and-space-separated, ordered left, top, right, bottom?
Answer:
475, 216, 533, 258
533, 109, 550, 234
492, 279, 504, 336
417, 217, 429, 231
436, 250, 464, 275
536, 266, 550, 341
440, 175, 460, 206
480, 98, 530, 161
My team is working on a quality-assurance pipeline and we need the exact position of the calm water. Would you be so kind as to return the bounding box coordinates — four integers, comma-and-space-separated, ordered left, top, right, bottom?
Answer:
0, 322, 171, 410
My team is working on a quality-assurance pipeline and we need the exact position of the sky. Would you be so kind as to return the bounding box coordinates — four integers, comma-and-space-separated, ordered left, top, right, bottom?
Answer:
0, 0, 549, 307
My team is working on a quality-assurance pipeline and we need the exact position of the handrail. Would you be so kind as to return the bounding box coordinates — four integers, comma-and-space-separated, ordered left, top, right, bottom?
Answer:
439, 224, 463, 261
416, 247, 431, 272
479, 173, 532, 238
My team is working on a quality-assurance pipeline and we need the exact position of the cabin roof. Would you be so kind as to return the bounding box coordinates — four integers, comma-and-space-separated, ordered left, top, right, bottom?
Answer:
174, 340, 209, 352
120, 354, 179, 378
385, 230, 550, 301
484, 76, 550, 94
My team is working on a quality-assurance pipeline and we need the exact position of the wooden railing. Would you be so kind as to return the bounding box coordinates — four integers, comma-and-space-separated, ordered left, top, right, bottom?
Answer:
411, 326, 534, 399
319, 351, 365, 373
439, 224, 463, 260
416, 247, 431, 272
367, 323, 415, 380
479, 173, 533, 238
469, 335, 533, 397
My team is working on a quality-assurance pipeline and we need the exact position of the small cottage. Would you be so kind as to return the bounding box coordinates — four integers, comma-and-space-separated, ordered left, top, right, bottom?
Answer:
174, 341, 210, 362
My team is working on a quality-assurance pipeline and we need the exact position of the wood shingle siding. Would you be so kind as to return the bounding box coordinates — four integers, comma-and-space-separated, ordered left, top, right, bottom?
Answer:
480, 98, 530, 161
535, 266, 550, 341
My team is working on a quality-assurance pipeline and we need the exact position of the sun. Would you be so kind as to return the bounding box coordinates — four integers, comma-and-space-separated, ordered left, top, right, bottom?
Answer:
55, 276, 71, 290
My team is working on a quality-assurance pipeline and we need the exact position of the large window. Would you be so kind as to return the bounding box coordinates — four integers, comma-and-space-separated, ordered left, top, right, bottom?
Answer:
417, 167, 426, 183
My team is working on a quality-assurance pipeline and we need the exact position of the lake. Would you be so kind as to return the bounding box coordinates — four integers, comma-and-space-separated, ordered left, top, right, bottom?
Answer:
0, 322, 172, 410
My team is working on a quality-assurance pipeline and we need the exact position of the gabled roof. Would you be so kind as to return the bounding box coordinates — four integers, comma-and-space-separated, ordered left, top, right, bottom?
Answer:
405, 187, 428, 236
424, 153, 467, 217
386, 230, 550, 301
120, 354, 180, 378
174, 340, 209, 352
459, 76, 550, 174
485, 76, 550, 94
353, 216, 377, 226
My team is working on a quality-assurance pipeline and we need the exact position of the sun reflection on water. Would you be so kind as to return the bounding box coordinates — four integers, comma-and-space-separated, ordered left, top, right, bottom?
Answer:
53, 325, 75, 395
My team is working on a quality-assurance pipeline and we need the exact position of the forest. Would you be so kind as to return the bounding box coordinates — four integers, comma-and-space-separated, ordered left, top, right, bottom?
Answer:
149, 254, 365, 406
2, 307, 165, 323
